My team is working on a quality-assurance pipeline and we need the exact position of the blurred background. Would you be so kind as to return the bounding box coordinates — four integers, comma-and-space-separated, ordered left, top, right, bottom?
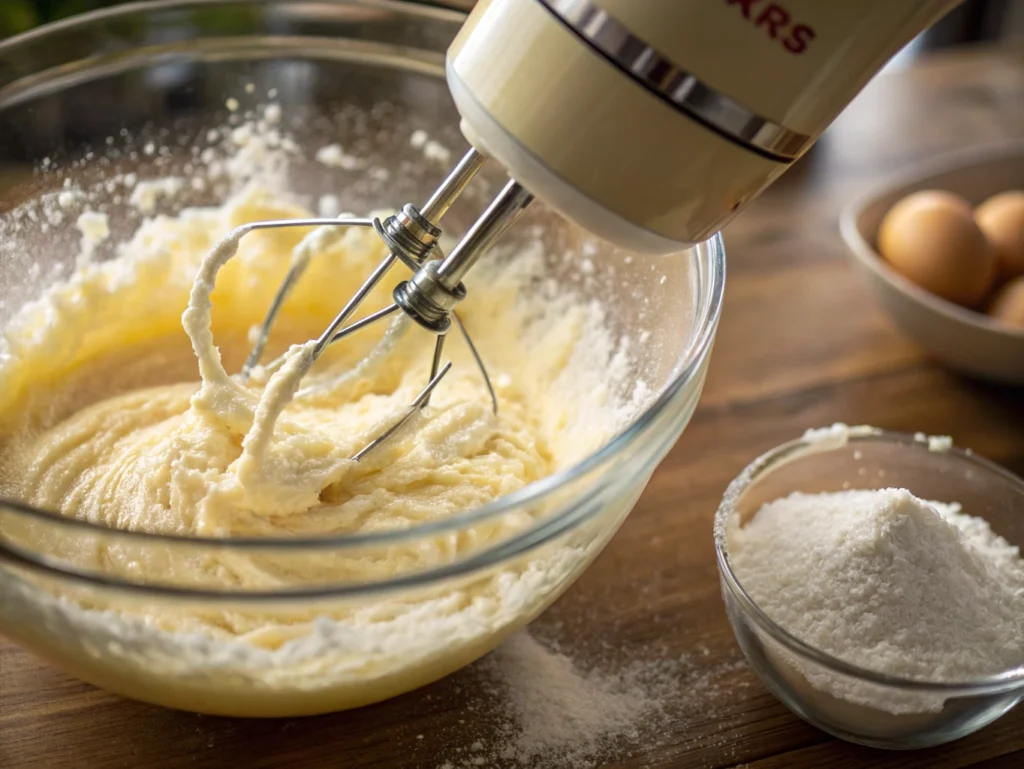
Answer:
2, 0, 1024, 55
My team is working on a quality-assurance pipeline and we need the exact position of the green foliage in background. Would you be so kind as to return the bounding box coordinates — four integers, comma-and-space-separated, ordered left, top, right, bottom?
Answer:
0, 0, 131, 37
0, 1, 267, 38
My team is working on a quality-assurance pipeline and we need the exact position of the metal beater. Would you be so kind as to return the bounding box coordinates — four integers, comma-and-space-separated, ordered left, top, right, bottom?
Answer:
211, 148, 533, 460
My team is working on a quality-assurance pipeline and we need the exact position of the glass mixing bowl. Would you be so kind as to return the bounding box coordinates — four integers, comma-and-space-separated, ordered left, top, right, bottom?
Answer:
0, 1, 724, 716
716, 428, 1024, 749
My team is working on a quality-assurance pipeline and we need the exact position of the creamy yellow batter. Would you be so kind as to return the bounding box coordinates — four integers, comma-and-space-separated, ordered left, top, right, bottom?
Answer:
0, 185, 624, 715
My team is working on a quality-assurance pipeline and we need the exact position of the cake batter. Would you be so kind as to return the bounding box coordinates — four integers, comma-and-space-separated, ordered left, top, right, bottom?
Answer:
0, 184, 628, 714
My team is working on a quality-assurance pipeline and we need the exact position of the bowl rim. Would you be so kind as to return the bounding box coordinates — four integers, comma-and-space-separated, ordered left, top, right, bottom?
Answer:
714, 427, 1024, 695
0, 0, 467, 54
0, 0, 726, 577
838, 138, 1024, 341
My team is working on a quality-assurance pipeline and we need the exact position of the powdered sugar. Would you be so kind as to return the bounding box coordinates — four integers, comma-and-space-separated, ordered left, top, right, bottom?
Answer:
433, 632, 751, 769
315, 143, 362, 170
75, 210, 109, 265
486, 633, 656, 763
318, 194, 341, 218
801, 422, 880, 448
729, 488, 1024, 712
409, 129, 452, 165
129, 177, 184, 215
913, 431, 953, 452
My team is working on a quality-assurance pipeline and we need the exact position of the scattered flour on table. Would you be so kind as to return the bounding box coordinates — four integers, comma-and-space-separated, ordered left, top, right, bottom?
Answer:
434, 632, 750, 769
728, 488, 1024, 713
486, 633, 661, 764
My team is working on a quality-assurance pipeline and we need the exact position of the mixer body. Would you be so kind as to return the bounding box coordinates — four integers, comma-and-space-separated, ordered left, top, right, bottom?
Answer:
447, 0, 964, 254
211, 0, 966, 457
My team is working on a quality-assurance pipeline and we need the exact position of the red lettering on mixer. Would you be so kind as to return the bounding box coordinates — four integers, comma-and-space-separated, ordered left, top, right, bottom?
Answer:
726, 0, 816, 54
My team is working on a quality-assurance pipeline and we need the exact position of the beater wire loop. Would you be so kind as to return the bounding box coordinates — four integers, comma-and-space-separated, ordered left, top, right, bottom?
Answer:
452, 311, 498, 415
351, 362, 453, 462
423, 334, 447, 410
239, 217, 377, 379
205, 148, 519, 461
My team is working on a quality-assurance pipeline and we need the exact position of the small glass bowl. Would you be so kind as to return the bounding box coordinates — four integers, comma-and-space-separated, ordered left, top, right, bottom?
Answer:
714, 428, 1024, 749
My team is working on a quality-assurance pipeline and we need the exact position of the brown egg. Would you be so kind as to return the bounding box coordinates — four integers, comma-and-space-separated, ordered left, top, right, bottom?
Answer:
878, 190, 996, 307
989, 276, 1024, 329
975, 190, 1024, 279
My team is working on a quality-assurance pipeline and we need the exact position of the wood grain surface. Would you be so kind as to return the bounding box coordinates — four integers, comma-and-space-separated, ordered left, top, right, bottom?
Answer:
3, 44, 1024, 769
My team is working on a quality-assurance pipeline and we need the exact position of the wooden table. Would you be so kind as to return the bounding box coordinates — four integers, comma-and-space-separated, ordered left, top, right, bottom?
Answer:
3, 44, 1024, 769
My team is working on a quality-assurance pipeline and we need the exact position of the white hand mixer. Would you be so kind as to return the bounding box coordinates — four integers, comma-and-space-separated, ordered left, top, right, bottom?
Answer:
208, 0, 964, 459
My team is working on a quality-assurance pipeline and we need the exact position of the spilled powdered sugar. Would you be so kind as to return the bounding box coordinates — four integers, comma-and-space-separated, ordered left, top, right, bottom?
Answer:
482, 633, 666, 764
430, 632, 752, 769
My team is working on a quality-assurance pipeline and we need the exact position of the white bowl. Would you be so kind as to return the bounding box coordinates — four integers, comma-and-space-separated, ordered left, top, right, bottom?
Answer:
839, 140, 1024, 385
